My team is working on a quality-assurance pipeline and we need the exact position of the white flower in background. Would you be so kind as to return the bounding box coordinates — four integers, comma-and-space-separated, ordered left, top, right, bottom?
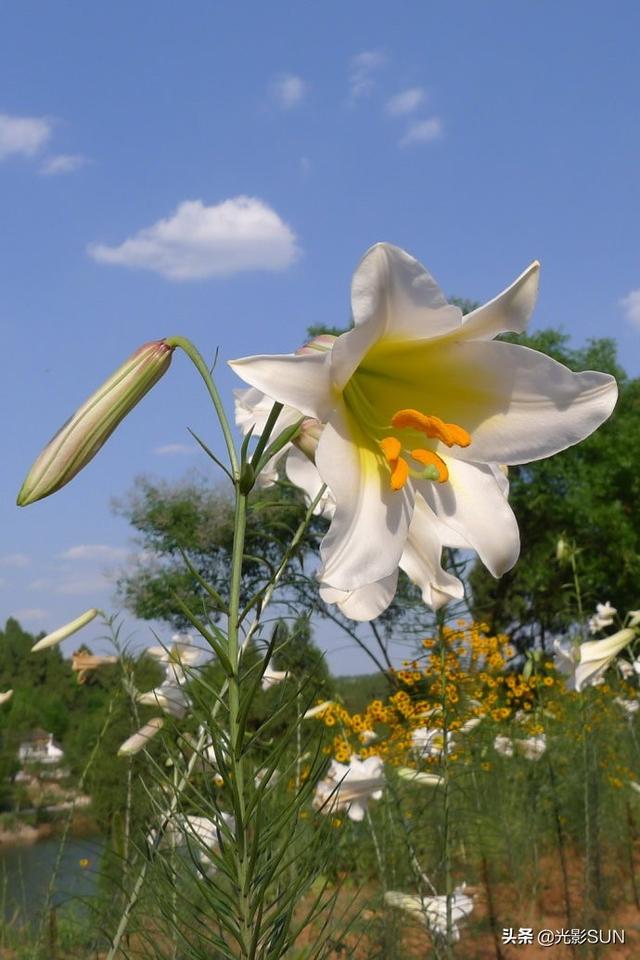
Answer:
118, 717, 164, 756
313, 755, 384, 821
303, 700, 335, 719
627, 610, 640, 628
588, 601, 617, 634
385, 886, 474, 941
231, 243, 616, 618
574, 628, 635, 692
517, 734, 547, 761
254, 766, 280, 788
360, 729, 378, 745
411, 727, 455, 759
631, 782, 640, 795
494, 734, 546, 761
145, 632, 208, 685
618, 659, 635, 680
493, 735, 515, 758
139, 633, 209, 719
614, 697, 640, 717
0, 690, 13, 705
165, 812, 235, 876
261, 664, 289, 690
137, 680, 191, 719
234, 386, 304, 486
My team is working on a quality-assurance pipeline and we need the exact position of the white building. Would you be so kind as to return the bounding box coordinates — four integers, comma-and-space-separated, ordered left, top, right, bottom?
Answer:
18, 729, 64, 766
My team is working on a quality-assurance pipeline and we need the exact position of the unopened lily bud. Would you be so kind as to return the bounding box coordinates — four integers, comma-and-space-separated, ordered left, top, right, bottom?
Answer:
117, 717, 164, 757
31, 608, 99, 652
18, 340, 174, 506
294, 418, 323, 461
396, 767, 443, 787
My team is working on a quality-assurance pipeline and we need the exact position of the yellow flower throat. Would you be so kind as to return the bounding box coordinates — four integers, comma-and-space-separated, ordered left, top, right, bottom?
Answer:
379, 408, 471, 491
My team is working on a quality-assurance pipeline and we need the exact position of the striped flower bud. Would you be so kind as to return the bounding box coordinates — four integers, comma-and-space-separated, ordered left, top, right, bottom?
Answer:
18, 340, 174, 506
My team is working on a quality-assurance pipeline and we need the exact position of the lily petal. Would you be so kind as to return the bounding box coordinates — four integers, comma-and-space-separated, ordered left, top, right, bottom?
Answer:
319, 570, 399, 621
331, 243, 462, 390
420, 459, 519, 577
458, 262, 540, 340
399, 494, 465, 608
228, 351, 332, 421
315, 404, 413, 590
361, 337, 617, 465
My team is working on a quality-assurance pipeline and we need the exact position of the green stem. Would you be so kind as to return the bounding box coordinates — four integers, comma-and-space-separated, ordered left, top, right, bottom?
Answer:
250, 401, 283, 469
438, 613, 454, 960
166, 336, 239, 476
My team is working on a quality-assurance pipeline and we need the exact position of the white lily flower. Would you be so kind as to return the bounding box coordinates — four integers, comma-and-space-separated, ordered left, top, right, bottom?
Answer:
0, 690, 13, 705
626, 610, 640, 628
261, 664, 289, 690
118, 717, 164, 756
146, 632, 208, 686
231, 244, 616, 614
385, 886, 474, 941
494, 734, 546, 761
236, 384, 465, 620
614, 697, 640, 717
411, 727, 455, 759
313, 755, 384, 822
575, 628, 635, 692
631, 781, 640, 795
164, 812, 235, 876
588, 601, 617, 634
493, 735, 515, 758
618, 659, 635, 680
137, 680, 191, 719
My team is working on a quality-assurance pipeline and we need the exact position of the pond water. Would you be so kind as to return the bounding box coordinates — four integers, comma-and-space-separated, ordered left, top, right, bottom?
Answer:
0, 834, 103, 925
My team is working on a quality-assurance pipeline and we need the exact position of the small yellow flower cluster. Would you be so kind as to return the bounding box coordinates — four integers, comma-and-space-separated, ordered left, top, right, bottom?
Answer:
316, 622, 537, 766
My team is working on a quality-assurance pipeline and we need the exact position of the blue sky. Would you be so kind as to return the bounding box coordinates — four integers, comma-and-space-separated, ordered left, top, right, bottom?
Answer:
1, 1, 638, 672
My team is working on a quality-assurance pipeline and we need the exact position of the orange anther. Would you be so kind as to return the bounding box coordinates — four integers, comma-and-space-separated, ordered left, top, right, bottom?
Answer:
391, 408, 470, 449
411, 448, 449, 483
379, 436, 402, 461
390, 457, 409, 491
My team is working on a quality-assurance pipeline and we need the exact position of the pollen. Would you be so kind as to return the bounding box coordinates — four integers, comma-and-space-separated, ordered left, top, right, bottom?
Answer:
390, 457, 409, 491
391, 408, 471, 448
411, 448, 449, 483
379, 436, 402, 461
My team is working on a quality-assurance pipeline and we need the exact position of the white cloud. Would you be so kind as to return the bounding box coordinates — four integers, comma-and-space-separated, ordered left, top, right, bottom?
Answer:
0, 113, 52, 160
59, 544, 129, 562
56, 575, 109, 596
271, 74, 306, 109
153, 443, 196, 456
88, 197, 300, 281
13, 608, 48, 623
40, 153, 87, 176
349, 50, 386, 101
0, 553, 30, 568
386, 87, 426, 116
400, 117, 443, 147
620, 289, 640, 329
